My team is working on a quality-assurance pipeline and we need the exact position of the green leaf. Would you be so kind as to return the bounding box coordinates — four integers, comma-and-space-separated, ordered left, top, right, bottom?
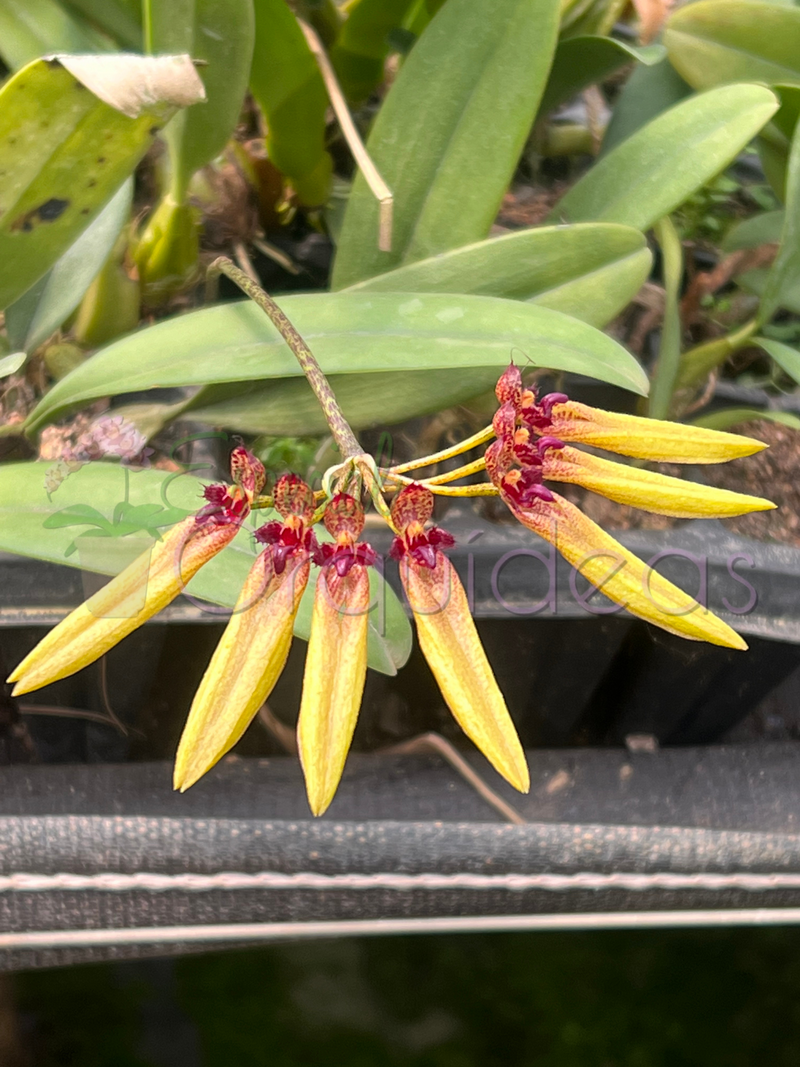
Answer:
25, 292, 649, 432
0, 0, 111, 71
721, 209, 785, 252
184, 367, 503, 435
0, 461, 410, 674
600, 56, 691, 156
344, 223, 651, 328
693, 407, 800, 431
737, 266, 800, 314
249, 0, 331, 203
5, 179, 132, 354
43, 502, 113, 530
0, 54, 205, 311
538, 36, 664, 118
753, 335, 800, 382
759, 116, 800, 322
0, 352, 26, 379
331, 0, 561, 288
648, 216, 683, 420
665, 0, 800, 92
550, 84, 778, 232
61, 0, 142, 50
149, 0, 255, 198
329, 0, 416, 104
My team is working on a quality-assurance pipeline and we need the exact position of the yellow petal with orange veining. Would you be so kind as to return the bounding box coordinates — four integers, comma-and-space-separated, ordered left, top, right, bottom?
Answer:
173, 553, 310, 792
297, 566, 370, 816
548, 401, 765, 462
401, 555, 530, 793
544, 446, 775, 518
10, 518, 237, 696
509, 492, 746, 649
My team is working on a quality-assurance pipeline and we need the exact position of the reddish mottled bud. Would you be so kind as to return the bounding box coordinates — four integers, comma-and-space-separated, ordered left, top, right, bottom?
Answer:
390, 483, 434, 532
324, 493, 365, 541
495, 364, 522, 406
230, 447, 266, 496
492, 401, 517, 442
274, 473, 315, 521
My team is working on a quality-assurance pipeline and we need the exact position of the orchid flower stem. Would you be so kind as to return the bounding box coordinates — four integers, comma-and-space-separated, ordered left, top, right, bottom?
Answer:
384, 472, 498, 497
388, 425, 495, 475
207, 257, 362, 459
426, 456, 487, 485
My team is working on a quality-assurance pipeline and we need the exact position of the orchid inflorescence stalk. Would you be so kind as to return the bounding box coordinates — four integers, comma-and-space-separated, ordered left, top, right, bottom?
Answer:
9, 261, 776, 814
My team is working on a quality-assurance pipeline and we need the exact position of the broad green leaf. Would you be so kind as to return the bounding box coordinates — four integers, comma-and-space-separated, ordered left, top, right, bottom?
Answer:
722, 209, 785, 252
344, 223, 651, 328
739, 267, 800, 314
560, 0, 627, 38
0, 54, 205, 311
249, 0, 331, 204
61, 0, 142, 49
0, 461, 411, 674
600, 56, 691, 156
759, 116, 800, 322
331, 0, 561, 288
758, 124, 791, 203
538, 36, 664, 118
0, 0, 110, 71
753, 335, 800, 382
5, 179, 133, 354
25, 292, 649, 432
183, 367, 503, 435
330, 0, 416, 104
665, 0, 800, 92
0, 352, 26, 379
149, 0, 255, 198
648, 216, 683, 420
550, 84, 778, 231
694, 407, 800, 431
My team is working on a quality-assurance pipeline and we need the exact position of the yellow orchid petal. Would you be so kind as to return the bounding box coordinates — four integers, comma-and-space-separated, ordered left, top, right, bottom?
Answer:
10, 518, 237, 696
297, 566, 371, 817
544, 446, 775, 518
509, 492, 746, 649
548, 401, 765, 463
174, 553, 310, 792
400, 555, 530, 794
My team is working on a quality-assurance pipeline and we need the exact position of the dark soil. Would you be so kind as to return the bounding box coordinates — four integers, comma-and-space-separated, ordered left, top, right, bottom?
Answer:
703, 420, 800, 548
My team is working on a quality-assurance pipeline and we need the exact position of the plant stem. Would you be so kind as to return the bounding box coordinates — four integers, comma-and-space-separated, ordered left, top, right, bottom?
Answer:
388, 425, 495, 475
425, 456, 487, 485
298, 19, 393, 251
384, 471, 498, 497
675, 318, 758, 393
208, 257, 362, 459
648, 215, 683, 420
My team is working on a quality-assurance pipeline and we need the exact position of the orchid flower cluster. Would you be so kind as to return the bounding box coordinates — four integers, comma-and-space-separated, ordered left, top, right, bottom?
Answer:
8, 262, 775, 815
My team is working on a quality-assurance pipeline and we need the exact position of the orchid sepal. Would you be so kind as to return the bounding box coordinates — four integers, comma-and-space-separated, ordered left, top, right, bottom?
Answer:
400, 552, 530, 794
505, 489, 747, 650
544, 446, 775, 519
546, 401, 766, 463
173, 550, 311, 792
10, 517, 239, 696
297, 564, 371, 816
